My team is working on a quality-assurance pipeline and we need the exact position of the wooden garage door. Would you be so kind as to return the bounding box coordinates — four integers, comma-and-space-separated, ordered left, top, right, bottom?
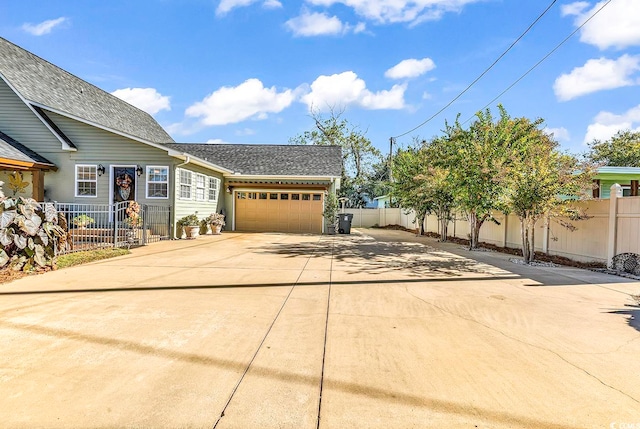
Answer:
235, 191, 324, 233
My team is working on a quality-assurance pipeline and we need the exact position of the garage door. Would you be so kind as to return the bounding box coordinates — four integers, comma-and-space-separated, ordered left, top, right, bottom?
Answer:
235, 191, 324, 233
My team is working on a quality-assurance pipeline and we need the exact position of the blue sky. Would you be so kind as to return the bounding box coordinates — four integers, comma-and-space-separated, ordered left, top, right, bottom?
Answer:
1, 0, 639, 156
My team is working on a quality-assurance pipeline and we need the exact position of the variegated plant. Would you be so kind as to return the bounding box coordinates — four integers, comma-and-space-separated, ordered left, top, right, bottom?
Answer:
0, 193, 66, 271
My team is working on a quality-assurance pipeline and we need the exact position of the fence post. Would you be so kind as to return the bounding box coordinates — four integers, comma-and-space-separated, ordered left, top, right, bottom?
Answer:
542, 215, 550, 254
142, 204, 148, 245
607, 184, 622, 268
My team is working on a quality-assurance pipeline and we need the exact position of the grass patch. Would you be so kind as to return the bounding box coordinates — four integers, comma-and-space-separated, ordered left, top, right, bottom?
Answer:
56, 248, 130, 269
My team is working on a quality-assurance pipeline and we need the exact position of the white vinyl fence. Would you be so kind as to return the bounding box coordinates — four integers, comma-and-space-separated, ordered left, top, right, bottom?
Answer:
344, 185, 640, 266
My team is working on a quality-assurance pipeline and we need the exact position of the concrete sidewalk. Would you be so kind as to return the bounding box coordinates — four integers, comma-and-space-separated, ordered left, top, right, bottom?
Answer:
0, 229, 639, 428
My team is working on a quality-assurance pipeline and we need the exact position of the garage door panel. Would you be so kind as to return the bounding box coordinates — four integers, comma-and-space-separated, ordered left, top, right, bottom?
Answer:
235, 191, 323, 233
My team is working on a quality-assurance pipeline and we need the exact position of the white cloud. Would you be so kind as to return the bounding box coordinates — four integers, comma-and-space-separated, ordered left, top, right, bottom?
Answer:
263, 0, 282, 9
185, 78, 295, 126
301, 71, 406, 110
544, 127, 570, 142
385, 57, 436, 79
217, 0, 281, 14
553, 54, 640, 101
583, 104, 640, 143
22, 17, 68, 36
206, 139, 227, 144
285, 11, 359, 37
111, 87, 171, 115
560, 2, 589, 17
305, 0, 481, 25
563, 0, 640, 49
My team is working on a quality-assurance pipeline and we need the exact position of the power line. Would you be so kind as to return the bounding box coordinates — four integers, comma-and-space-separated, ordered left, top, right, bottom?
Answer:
392, 0, 559, 139
463, 0, 613, 125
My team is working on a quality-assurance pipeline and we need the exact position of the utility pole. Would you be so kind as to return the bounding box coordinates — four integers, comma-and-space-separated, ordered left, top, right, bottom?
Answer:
388, 137, 394, 183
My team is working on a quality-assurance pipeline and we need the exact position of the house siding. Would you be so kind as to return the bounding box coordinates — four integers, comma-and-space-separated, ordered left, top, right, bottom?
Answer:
42, 111, 177, 206
174, 164, 224, 224
0, 79, 62, 162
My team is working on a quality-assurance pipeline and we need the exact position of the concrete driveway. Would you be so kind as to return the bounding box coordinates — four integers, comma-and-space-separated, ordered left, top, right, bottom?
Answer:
0, 229, 639, 428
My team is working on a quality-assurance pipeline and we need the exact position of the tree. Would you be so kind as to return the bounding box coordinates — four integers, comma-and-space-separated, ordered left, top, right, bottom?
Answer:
391, 139, 455, 239
289, 108, 382, 207
587, 130, 640, 167
437, 107, 513, 249
391, 147, 433, 235
504, 117, 594, 263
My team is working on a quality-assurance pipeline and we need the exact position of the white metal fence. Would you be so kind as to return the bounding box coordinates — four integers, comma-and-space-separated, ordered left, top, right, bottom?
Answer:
53, 201, 171, 254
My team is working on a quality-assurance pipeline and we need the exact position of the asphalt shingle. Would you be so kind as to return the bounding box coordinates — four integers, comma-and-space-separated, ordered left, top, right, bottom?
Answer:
166, 144, 343, 177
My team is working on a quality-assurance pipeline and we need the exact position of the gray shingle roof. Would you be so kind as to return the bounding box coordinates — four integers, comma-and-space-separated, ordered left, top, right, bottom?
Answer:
0, 37, 174, 145
166, 144, 343, 177
0, 130, 55, 167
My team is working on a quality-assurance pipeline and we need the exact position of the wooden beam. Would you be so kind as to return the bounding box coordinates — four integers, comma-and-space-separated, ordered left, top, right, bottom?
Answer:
631, 180, 639, 197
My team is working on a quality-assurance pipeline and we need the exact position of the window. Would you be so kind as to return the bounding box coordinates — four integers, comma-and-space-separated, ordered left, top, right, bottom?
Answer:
75, 165, 97, 197
302, 194, 310, 201
313, 194, 322, 201
248, 192, 257, 199
259, 193, 268, 199
179, 169, 192, 199
195, 174, 206, 201
280, 193, 289, 200
291, 194, 300, 200
208, 177, 220, 201
270, 193, 278, 200
146, 166, 168, 199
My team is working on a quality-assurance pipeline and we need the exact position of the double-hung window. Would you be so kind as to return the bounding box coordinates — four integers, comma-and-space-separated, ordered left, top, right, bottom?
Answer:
75, 165, 97, 197
146, 166, 169, 199
208, 177, 219, 202
179, 169, 192, 199
195, 174, 206, 201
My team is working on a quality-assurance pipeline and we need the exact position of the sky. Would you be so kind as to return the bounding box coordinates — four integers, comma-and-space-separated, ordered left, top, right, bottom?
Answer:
1, 0, 639, 156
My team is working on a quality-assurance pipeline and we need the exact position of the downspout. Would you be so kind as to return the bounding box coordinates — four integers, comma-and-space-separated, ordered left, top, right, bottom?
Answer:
173, 156, 191, 239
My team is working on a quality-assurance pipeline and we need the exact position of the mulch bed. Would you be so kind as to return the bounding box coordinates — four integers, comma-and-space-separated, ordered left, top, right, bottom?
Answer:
377, 225, 606, 270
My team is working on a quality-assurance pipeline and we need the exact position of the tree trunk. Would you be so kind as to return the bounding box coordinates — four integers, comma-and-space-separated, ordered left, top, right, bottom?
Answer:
469, 212, 478, 249
520, 215, 530, 263
439, 211, 449, 242
527, 218, 537, 263
418, 213, 425, 236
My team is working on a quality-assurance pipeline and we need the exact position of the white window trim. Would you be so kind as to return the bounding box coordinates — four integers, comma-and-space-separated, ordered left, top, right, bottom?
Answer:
75, 164, 98, 198
208, 177, 220, 202
195, 173, 206, 202
146, 165, 169, 199
178, 168, 193, 200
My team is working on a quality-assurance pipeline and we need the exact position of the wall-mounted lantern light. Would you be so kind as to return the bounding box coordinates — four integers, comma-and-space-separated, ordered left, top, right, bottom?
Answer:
136, 165, 144, 177
97, 164, 106, 176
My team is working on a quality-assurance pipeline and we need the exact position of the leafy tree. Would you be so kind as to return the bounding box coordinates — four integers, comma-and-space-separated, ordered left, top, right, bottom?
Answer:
437, 107, 513, 249
504, 117, 594, 263
391, 147, 433, 235
391, 139, 455, 238
587, 130, 640, 167
289, 108, 383, 207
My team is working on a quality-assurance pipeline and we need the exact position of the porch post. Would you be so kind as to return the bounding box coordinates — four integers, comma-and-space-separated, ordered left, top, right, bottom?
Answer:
32, 170, 45, 201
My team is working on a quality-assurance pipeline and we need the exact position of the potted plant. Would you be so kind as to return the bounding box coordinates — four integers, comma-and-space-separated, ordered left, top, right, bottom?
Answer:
72, 214, 95, 229
323, 192, 339, 235
207, 212, 226, 235
177, 213, 200, 239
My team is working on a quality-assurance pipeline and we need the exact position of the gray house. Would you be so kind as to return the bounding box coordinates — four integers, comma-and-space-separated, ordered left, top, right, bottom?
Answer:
0, 37, 341, 236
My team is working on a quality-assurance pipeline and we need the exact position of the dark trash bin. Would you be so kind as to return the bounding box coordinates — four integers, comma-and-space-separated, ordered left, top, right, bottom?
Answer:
338, 213, 354, 234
